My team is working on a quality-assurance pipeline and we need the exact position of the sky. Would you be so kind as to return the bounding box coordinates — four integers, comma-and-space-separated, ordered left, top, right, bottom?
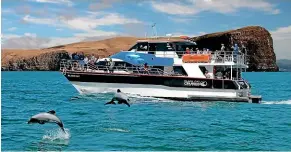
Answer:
1, 0, 291, 59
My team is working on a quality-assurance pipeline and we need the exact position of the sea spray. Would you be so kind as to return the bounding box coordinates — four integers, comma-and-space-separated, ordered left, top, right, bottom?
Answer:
261, 100, 291, 105
42, 128, 71, 141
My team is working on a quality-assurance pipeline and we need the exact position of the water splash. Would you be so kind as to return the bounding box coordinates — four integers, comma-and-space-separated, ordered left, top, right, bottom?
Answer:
42, 128, 71, 141
262, 100, 291, 105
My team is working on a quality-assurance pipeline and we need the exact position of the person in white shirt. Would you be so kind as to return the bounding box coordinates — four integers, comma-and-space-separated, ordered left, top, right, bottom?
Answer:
221, 44, 225, 51
83, 56, 89, 71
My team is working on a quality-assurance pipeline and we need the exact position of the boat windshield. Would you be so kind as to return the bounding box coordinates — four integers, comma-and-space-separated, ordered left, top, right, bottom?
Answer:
237, 80, 249, 89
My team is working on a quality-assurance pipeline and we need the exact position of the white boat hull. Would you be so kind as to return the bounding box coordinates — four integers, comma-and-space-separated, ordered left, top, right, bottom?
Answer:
71, 81, 250, 102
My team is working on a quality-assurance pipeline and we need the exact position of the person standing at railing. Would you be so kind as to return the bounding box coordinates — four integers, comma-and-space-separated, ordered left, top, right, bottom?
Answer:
84, 56, 89, 71
144, 63, 149, 74
90, 54, 96, 64
109, 58, 115, 73
186, 47, 190, 54
221, 44, 225, 51
196, 48, 200, 54
232, 44, 239, 63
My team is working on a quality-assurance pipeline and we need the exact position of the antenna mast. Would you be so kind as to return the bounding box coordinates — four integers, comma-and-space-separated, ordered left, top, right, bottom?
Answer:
151, 23, 158, 39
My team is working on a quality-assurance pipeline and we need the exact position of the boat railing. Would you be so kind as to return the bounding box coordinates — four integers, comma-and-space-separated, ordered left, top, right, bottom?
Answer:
60, 59, 180, 76
125, 50, 246, 65
60, 59, 247, 81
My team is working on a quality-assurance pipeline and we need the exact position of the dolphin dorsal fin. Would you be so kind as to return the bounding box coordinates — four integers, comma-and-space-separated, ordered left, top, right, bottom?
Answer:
47, 110, 56, 115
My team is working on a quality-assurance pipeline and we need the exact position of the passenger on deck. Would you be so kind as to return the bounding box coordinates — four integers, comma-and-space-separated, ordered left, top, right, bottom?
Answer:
203, 48, 206, 53
186, 47, 190, 54
221, 44, 225, 51
215, 71, 223, 79
144, 63, 149, 74
203, 48, 209, 54
79, 52, 85, 60
104, 59, 108, 72
223, 71, 230, 79
204, 70, 211, 78
72, 52, 76, 59
84, 56, 89, 71
232, 44, 239, 53
232, 44, 239, 63
109, 58, 115, 73
196, 48, 200, 54
74, 53, 79, 60
90, 54, 96, 64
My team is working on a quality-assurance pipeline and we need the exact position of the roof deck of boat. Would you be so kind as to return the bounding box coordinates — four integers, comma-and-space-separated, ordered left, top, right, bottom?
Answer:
136, 37, 195, 44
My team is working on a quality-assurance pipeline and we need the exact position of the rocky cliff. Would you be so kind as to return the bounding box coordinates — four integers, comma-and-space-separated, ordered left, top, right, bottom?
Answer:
191, 26, 278, 71
1, 26, 279, 71
2, 50, 70, 71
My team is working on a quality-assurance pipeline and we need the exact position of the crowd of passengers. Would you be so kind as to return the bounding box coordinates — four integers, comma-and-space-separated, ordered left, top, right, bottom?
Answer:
66, 42, 246, 77
183, 43, 246, 55
66, 53, 241, 80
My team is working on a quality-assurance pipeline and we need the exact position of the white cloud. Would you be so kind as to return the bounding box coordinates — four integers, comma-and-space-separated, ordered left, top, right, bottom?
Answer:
30, 0, 73, 6
271, 25, 291, 60
22, 12, 141, 32
152, 1, 198, 15
1, 30, 119, 49
24, 33, 37, 38
23, 15, 58, 25
168, 16, 197, 23
7, 27, 18, 31
271, 25, 291, 40
89, 0, 121, 11
151, 0, 279, 15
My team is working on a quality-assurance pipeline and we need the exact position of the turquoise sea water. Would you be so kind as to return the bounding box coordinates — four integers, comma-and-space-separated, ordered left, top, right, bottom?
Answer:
1, 72, 291, 151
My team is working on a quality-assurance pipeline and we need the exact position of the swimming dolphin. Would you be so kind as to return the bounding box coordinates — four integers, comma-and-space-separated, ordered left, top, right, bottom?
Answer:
27, 110, 65, 133
105, 89, 131, 107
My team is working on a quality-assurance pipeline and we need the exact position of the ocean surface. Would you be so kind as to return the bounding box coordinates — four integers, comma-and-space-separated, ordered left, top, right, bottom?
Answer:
1, 71, 291, 151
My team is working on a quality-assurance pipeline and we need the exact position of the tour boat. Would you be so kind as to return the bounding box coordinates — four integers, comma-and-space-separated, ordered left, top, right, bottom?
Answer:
60, 36, 262, 103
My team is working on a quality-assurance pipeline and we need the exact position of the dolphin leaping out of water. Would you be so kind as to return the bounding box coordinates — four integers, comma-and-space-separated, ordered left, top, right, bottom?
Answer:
27, 110, 66, 133
105, 89, 131, 107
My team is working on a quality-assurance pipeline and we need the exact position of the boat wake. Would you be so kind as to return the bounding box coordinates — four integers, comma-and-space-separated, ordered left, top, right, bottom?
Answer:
42, 128, 71, 145
261, 100, 291, 105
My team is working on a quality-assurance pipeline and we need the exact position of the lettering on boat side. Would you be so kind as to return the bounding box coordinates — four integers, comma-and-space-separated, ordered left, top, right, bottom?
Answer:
68, 74, 80, 78
184, 80, 207, 87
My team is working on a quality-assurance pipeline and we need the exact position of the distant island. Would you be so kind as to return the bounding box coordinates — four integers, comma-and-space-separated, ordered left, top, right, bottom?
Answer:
277, 59, 291, 72
1, 26, 279, 72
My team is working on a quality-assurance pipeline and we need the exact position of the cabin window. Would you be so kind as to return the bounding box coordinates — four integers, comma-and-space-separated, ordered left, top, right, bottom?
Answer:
96, 61, 107, 66
213, 80, 223, 89
213, 80, 238, 89
137, 42, 149, 51
173, 66, 187, 76
199, 66, 207, 74
224, 81, 238, 89
128, 44, 138, 51
152, 43, 175, 51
